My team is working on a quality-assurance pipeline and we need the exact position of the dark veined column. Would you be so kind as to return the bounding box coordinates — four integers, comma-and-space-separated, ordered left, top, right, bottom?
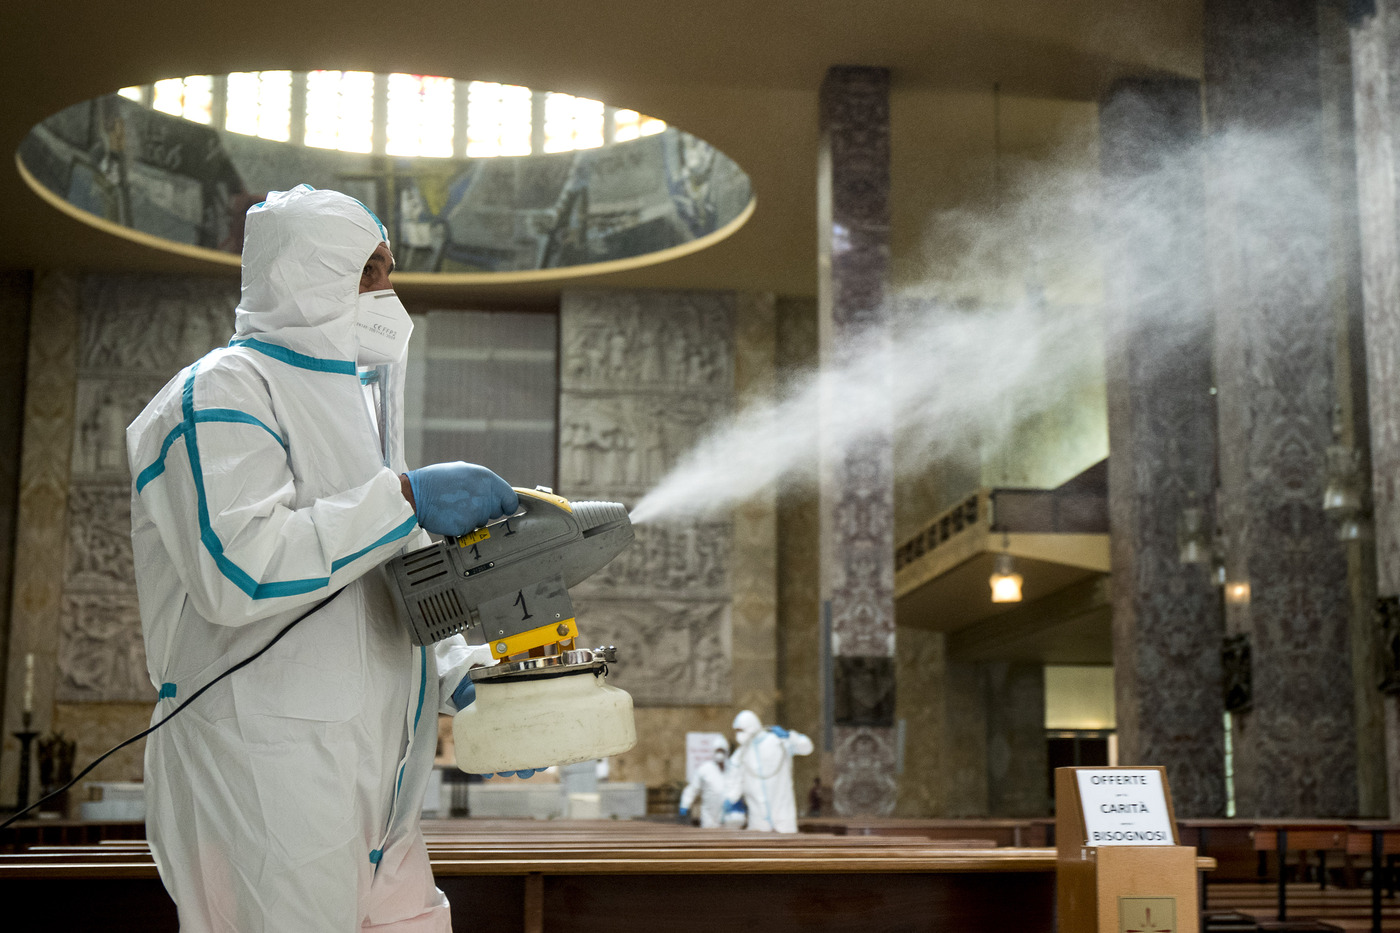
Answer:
1100, 77, 1227, 817
1204, 0, 1361, 817
818, 65, 897, 816
1349, 0, 1400, 818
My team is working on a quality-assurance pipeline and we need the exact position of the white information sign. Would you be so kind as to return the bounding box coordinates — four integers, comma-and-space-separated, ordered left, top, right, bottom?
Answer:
684, 732, 727, 784
1075, 769, 1175, 846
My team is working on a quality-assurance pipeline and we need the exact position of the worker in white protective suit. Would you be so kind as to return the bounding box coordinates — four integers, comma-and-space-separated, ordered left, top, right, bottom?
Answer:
723, 710, 814, 833
679, 734, 729, 828
128, 184, 523, 933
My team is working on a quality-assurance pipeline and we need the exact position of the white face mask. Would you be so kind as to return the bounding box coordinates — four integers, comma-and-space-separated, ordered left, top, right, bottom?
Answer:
354, 289, 413, 364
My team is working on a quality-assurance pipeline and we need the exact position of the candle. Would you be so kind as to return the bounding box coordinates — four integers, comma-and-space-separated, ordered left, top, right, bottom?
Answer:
22, 652, 33, 714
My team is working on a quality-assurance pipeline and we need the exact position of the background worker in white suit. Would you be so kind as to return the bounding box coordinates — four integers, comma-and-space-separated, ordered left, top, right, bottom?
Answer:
679, 734, 730, 828
723, 709, 814, 833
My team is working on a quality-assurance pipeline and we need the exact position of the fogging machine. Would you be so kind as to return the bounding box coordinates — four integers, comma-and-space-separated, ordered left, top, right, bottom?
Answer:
385, 487, 637, 774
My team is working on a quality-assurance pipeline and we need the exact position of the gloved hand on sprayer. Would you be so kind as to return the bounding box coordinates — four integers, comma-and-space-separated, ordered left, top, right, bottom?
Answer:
414, 470, 534, 781
401, 461, 519, 536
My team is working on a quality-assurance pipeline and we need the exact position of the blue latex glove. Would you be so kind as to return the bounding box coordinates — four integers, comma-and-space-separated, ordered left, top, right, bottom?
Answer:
768, 725, 790, 738
451, 676, 476, 710
482, 770, 537, 779
404, 462, 518, 536
723, 799, 747, 815
679, 806, 689, 817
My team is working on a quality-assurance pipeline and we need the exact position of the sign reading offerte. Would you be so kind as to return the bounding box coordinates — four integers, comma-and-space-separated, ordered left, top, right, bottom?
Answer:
1075, 769, 1174, 846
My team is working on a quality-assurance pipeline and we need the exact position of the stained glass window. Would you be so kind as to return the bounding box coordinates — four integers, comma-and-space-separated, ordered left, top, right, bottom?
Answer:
305, 70, 374, 153
466, 81, 532, 158
613, 108, 666, 142
543, 93, 604, 154
386, 74, 454, 158
152, 76, 213, 125
225, 71, 292, 142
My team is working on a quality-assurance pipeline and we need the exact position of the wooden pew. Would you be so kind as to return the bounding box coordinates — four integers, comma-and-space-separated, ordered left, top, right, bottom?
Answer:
2, 822, 1054, 932
1347, 822, 1400, 933
0, 817, 146, 853
0, 820, 1214, 933
1251, 820, 1351, 923
799, 816, 1051, 846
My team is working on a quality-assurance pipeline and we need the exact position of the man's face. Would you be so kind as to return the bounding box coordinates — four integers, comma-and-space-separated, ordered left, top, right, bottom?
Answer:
360, 242, 396, 294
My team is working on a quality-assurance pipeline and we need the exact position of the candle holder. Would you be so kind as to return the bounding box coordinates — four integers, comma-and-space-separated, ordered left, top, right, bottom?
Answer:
12, 710, 38, 814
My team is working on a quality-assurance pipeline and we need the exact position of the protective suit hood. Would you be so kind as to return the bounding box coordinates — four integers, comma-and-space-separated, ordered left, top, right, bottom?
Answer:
733, 710, 762, 746
233, 185, 388, 362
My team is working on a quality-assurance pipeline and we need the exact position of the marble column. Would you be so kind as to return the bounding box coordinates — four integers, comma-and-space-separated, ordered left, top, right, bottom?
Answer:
985, 662, 1048, 816
1204, 0, 1362, 817
1099, 78, 1227, 816
1349, 0, 1400, 818
775, 294, 825, 807
818, 65, 897, 816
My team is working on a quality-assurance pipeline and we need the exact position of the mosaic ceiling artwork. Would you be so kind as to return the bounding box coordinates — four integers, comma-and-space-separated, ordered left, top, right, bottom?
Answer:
19, 73, 753, 278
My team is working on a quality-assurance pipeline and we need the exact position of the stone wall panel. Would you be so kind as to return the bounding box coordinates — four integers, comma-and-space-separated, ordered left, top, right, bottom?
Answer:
561, 289, 760, 719
574, 598, 731, 706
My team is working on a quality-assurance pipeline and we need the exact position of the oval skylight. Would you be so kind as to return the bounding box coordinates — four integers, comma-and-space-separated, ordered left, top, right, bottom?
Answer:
19, 71, 754, 280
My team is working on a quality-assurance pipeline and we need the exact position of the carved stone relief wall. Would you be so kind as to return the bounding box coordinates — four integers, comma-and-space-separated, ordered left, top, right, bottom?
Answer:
1099, 78, 1228, 817
1204, 0, 1360, 817
819, 65, 898, 817
561, 290, 741, 708
2, 273, 79, 803
0, 271, 262, 802
57, 275, 236, 703
0, 274, 30, 744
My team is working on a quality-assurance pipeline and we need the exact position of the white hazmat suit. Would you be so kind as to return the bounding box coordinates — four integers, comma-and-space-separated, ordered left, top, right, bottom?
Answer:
128, 186, 491, 932
679, 736, 729, 828
724, 710, 814, 833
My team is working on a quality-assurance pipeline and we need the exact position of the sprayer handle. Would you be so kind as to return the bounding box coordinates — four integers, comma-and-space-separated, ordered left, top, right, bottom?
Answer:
512, 486, 573, 516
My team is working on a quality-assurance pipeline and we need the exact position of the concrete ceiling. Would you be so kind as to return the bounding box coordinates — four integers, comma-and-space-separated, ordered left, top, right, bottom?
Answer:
5, 0, 1202, 304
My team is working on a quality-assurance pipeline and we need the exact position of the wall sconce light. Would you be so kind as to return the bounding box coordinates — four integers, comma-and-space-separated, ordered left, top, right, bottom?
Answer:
1323, 411, 1370, 542
1338, 513, 1367, 542
1224, 581, 1251, 605
1322, 439, 1362, 514
1177, 492, 1212, 565
989, 533, 1022, 603
1210, 527, 1227, 588
1178, 491, 1227, 586
1327, 431, 1360, 512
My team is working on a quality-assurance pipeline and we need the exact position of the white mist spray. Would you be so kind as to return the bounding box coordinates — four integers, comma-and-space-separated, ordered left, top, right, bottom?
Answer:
628, 116, 1338, 527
